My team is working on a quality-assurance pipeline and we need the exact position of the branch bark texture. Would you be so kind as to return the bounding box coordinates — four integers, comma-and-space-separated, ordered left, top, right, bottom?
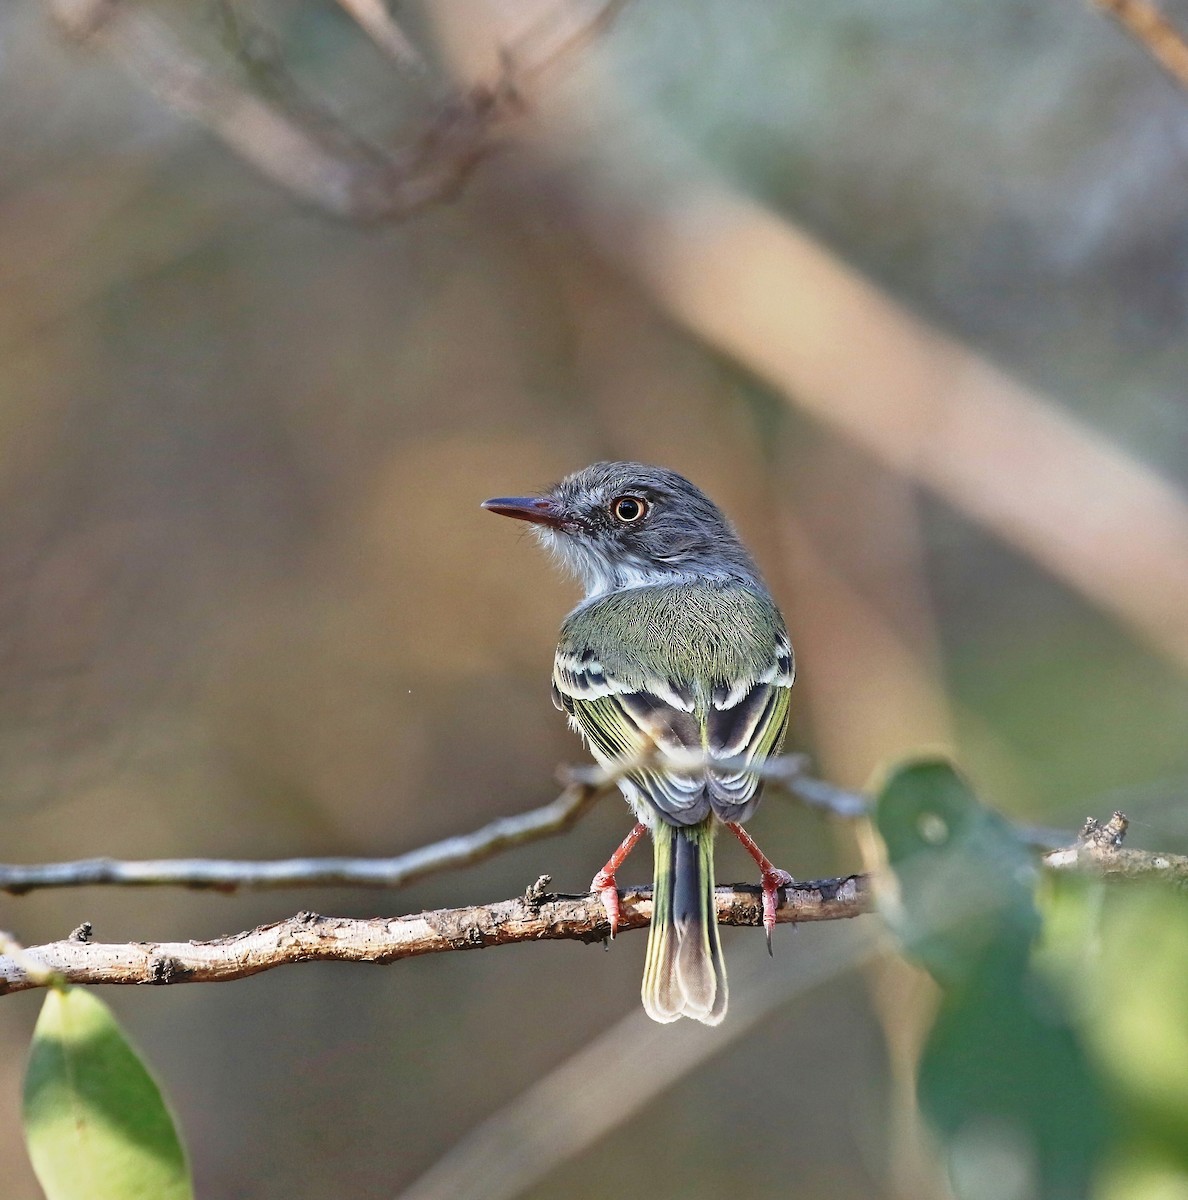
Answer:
0, 875, 870, 994
2, 802, 1183, 994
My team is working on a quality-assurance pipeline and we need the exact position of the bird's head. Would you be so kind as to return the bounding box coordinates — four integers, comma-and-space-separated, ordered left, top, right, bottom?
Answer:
483, 461, 759, 596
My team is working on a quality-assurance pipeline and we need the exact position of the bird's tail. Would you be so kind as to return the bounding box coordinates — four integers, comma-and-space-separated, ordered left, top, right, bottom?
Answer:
642, 819, 727, 1025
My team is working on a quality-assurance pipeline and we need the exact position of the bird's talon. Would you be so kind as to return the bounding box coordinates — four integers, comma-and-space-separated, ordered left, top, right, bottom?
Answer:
591, 870, 621, 938
761, 868, 794, 949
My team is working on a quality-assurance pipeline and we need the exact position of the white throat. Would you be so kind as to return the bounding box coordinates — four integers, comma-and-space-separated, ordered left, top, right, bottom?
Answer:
534, 526, 732, 602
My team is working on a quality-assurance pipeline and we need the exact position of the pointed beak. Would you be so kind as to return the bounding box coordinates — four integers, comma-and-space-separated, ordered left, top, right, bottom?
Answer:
481, 495, 567, 528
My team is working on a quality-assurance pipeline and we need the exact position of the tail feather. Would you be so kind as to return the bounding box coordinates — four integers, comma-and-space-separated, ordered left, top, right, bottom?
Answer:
642, 821, 727, 1025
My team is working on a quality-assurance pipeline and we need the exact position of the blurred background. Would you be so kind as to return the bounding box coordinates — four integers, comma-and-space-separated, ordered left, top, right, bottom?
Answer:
2, 1, 1188, 1196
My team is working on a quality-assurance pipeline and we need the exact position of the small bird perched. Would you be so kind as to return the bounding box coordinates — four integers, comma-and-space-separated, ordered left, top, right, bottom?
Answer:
483, 462, 794, 1025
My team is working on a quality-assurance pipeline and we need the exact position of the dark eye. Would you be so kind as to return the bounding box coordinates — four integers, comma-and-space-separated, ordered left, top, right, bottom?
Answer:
611, 495, 648, 523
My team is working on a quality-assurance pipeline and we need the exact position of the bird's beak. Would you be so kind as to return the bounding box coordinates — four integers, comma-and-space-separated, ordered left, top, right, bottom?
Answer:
481, 495, 567, 528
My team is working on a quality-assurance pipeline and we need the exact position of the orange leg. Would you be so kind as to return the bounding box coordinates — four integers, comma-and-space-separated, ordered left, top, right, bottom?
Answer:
726, 822, 794, 954
590, 822, 647, 939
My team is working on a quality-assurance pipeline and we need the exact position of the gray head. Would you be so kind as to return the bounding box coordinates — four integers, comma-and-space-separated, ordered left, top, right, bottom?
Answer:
482, 461, 762, 596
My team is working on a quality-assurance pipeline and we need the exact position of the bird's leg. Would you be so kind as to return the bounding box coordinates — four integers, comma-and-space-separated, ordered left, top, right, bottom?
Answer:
725, 822, 794, 955
590, 822, 647, 939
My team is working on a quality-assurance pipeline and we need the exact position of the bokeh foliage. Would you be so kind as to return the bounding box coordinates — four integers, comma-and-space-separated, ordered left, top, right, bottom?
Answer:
1, 1, 1187, 1197
879, 760, 1188, 1200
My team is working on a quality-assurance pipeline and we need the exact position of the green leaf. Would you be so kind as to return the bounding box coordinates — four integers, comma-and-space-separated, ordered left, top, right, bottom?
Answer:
876, 757, 1038, 986
23, 988, 193, 1200
876, 757, 1111, 1200
919, 950, 1109, 1200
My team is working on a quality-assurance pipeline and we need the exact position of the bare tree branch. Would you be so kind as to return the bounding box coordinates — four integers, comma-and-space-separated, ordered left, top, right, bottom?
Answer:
4, 812, 1184, 994
0, 875, 871, 994
1094, 0, 1188, 91
1041, 843, 1188, 880
1041, 810, 1188, 881
43, 0, 626, 222
45, 0, 504, 221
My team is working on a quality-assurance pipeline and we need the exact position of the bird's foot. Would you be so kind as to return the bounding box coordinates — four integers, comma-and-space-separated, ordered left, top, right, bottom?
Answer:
590, 821, 647, 940
725, 821, 794, 954
590, 867, 623, 938
760, 867, 794, 955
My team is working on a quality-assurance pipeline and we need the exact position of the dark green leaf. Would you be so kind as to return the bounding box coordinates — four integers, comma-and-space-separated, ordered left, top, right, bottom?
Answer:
876, 757, 1110, 1200
920, 950, 1109, 1200
876, 757, 1037, 986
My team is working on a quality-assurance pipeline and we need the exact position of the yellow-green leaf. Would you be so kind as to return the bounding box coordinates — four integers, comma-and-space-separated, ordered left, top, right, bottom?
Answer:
23, 988, 192, 1200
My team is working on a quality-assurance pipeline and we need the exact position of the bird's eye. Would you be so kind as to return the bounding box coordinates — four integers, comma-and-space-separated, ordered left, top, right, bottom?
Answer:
611, 495, 648, 523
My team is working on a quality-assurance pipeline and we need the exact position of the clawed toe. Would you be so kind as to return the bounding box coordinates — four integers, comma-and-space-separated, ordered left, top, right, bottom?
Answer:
725, 821, 794, 955
760, 868, 793, 954
590, 822, 647, 940
590, 870, 622, 938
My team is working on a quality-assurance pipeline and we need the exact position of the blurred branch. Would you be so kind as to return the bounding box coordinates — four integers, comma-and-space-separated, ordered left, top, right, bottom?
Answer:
0, 753, 1120, 894
0, 875, 871, 994
431, 0, 1188, 672
43, 0, 625, 222
396, 919, 879, 1200
1042, 809, 1188, 880
334, 0, 428, 72
45, 0, 505, 221
1095, 0, 1188, 90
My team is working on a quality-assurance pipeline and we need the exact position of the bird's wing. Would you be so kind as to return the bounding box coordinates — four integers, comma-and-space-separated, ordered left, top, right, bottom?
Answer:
700, 653, 792, 820
553, 589, 793, 825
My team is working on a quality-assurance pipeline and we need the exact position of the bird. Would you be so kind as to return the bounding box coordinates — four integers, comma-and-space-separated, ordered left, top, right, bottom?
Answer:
482, 462, 794, 1025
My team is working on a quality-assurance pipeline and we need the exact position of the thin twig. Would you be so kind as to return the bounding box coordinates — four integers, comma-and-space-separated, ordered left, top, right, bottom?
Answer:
0, 875, 871, 994
1095, 0, 1188, 91
335, 0, 428, 72
0, 753, 824, 894
0, 778, 608, 895
0, 752, 1127, 895
1036, 809, 1188, 879
0, 752, 897, 895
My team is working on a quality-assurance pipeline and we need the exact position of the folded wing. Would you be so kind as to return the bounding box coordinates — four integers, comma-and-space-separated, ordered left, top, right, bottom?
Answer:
553, 634, 793, 825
